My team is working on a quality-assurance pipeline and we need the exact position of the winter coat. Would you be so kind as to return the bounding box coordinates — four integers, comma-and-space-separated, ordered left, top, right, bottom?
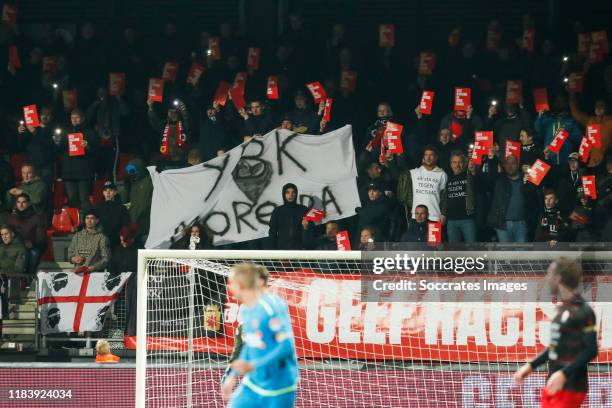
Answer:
0, 237, 26, 274
268, 183, 308, 249
126, 159, 153, 236
7, 207, 46, 250
5, 177, 48, 214
148, 109, 191, 159
356, 195, 397, 242
94, 200, 131, 249
244, 112, 276, 137
59, 125, 98, 180
400, 220, 428, 242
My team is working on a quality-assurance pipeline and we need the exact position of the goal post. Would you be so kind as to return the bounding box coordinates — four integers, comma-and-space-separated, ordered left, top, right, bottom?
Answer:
135, 248, 612, 408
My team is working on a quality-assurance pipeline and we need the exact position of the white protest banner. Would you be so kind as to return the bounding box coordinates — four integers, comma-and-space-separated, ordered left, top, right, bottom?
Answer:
146, 125, 361, 247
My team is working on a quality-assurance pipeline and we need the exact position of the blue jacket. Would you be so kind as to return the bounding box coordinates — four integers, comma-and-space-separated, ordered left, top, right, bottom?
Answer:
534, 113, 582, 164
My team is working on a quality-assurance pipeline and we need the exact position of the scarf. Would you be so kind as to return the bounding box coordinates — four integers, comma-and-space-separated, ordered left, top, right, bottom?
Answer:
160, 121, 186, 156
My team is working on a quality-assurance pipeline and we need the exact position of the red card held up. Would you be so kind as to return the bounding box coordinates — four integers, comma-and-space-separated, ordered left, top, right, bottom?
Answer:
427, 222, 442, 246
587, 124, 601, 148
454, 87, 471, 112
162, 62, 179, 82
233, 72, 247, 94
567, 73, 584, 94
581, 176, 597, 199
336, 231, 351, 251
247, 47, 261, 71
229, 86, 246, 111
384, 121, 404, 154
266, 76, 279, 100
533, 88, 549, 113
578, 136, 592, 163
148, 78, 164, 102
522, 29, 535, 52
306, 82, 327, 104
419, 90, 434, 115
323, 98, 333, 122
304, 208, 326, 223
548, 128, 569, 154
186, 63, 205, 86
504, 140, 521, 161
527, 159, 551, 186
474, 131, 493, 150
23, 104, 40, 127
214, 81, 231, 106
68, 133, 85, 156
418, 52, 436, 76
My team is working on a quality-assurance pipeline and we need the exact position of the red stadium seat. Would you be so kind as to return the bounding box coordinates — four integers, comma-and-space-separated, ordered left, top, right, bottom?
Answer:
51, 207, 80, 234
10, 153, 27, 182
116, 153, 134, 181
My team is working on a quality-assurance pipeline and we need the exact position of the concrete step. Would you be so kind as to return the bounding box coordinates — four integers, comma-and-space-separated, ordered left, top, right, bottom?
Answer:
9, 310, 35, 320
2, 320, 36, 336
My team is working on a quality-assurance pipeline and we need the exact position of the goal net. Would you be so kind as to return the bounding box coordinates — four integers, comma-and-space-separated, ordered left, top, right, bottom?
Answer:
136, 249, 612, 408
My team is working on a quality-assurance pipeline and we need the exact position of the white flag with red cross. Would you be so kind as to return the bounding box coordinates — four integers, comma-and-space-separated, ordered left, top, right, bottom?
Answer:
37, 271, 131, 334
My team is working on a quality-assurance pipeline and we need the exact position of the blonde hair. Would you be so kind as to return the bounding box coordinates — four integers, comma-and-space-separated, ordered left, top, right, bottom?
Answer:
96, 339, 111, 355
231, 263, 269, 289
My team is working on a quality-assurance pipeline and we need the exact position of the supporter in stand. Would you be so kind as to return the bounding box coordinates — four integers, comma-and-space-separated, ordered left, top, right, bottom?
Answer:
440, 151, 477, 243
5, 164, 48, 215
268, 183, 308, 250
57, 109, 98, 209
15, 105, 56, 187
7, 194, 46, 276
67, 209, 110, 272
400, 204, 429, 243
94, 181, 130, 250
396, 145, 448, 223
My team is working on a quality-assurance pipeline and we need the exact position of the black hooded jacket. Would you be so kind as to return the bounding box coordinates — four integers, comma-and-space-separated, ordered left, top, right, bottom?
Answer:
267, 183, 308, 249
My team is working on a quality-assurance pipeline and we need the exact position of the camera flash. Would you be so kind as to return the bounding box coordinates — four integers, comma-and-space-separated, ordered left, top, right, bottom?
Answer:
52, 83, 59, 89
563, 77, 569, 83
173, 100, 179, 106
562, 56, 569, 62
491, 100, 498, 106
19, 120, 24, 125
55, 128, 62, 135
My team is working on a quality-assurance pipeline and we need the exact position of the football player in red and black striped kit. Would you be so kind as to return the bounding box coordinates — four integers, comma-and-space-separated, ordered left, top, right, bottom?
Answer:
514, 257, 598, 408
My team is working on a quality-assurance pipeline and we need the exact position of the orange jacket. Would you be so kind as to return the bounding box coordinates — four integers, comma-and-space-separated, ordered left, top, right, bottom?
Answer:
570, 98, 612, 167
95, 353, 120, 363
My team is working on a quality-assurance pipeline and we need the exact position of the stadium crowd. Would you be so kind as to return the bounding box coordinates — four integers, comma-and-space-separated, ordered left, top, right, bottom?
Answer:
0, 11, 610, 295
